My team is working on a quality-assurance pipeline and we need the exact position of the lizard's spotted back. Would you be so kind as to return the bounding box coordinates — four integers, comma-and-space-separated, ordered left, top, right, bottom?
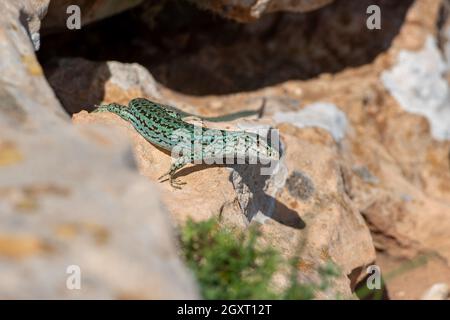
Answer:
93, 98, 280, 188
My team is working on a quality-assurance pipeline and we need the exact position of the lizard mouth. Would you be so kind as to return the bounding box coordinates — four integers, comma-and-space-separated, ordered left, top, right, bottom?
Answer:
91, 105, 109, 113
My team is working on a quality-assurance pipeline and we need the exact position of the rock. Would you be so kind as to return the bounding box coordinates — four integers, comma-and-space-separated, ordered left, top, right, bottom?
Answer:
9, 0, 50, 51
42, 0, 144, 33
273, 102, 348, 142
74, 108, 377, 298
0, 127, 199, 299
191, 0, 334, 22
0, 0, 68, 128
262, 124, 376, 298
0, 0, 199, 299
46, 58, 161, 114
39, 0, 415, 96
382, 36, 450, 140
348, 0, 450, 265
8, 0, 450, 300
421, 283, 449, 300
72, 59, 377, 298
334, 0, 450, 297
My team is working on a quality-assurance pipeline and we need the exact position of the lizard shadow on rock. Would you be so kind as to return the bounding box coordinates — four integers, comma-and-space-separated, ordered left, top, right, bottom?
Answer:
230, 163, 305, 230
174, 163, 305, 230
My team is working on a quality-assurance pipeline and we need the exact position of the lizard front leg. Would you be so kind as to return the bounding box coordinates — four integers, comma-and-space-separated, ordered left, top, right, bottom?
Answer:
158, 155, 192, 189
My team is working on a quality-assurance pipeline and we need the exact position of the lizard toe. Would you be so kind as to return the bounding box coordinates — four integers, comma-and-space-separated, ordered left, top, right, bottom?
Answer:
158, 171, 170, 181
170, 177, 186, 189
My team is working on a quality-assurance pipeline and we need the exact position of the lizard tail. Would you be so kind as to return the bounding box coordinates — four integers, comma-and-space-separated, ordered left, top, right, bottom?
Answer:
203, 97, 266, 122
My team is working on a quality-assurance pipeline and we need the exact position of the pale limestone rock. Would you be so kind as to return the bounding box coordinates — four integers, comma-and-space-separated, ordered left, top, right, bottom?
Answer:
0, 126, 199, 299
421, 283, 449, 300
382, 36, 450, 141
273, 102, 348, 142
0, 0, 199, 299
0, 0, 67, 128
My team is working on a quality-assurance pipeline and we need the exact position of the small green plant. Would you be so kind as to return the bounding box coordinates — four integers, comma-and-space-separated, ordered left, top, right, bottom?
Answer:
179, 218, 339, 300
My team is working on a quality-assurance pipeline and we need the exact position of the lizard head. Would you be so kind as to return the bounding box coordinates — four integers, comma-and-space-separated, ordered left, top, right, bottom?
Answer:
258, 135, 280, 161
243, 130, 281, 163
92, 103, 131, 120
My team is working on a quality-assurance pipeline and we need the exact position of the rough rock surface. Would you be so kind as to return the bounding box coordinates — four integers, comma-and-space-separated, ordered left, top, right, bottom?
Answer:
65, 0, 450, 299
46, 58, 162, 114
42, 0, 144, 32
8, 0, 51, 51
0, 0, 67, 126
3, 0, 450, 300
421, 283, 449, 300
0, 128, 199, 299
70, 52, 377, 298
382, 36, 450, 140
0, 0, 199, 299
73, 100, 376, 299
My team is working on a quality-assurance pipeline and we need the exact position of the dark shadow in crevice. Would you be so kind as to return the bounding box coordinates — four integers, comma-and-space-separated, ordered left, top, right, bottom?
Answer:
42, 58, 109, 115
37, 0, 414, 97
437, 1, 450, 57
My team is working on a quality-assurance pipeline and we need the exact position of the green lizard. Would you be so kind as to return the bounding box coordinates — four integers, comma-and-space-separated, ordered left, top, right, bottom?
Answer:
93, 98, 279, 188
